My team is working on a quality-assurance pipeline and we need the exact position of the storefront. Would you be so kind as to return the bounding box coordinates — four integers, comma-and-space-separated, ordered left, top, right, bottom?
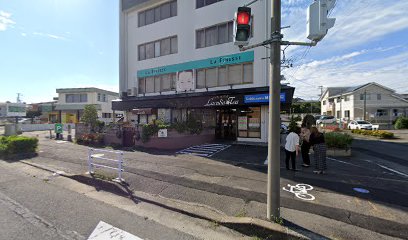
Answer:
113, 86, 294, 143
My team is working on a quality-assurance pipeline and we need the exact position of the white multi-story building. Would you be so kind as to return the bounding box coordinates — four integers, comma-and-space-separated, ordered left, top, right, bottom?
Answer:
114, 0, 294, 143
320, 82, 408, 124
54, 88, 121, 124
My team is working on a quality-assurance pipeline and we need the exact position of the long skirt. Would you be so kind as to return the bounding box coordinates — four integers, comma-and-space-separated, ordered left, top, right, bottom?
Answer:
313, 143, 327, 171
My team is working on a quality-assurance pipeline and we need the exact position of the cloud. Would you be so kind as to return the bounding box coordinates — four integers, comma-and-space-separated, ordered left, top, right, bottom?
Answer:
33, 31, 69, 41
284, 46, 408, 99
21, 32, 27, 37
0, 10, 15, 31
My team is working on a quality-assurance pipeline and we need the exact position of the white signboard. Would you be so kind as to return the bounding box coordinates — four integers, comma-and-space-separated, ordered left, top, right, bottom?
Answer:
177, 71, 194, 92
88, 221, 143, 240
158, 129, 168, 138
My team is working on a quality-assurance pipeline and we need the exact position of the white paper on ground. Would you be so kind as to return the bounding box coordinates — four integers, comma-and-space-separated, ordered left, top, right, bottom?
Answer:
88, 221, 143, 240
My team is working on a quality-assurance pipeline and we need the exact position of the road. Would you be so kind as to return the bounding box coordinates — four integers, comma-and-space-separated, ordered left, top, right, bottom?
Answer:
0, 160, 248, 240
15, 130, 408, 239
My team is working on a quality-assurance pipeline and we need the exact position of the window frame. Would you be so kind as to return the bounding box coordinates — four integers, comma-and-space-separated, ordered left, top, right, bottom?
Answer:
196, 21, 233, 49
138, 1, 177, 27
138, 36, 178, 61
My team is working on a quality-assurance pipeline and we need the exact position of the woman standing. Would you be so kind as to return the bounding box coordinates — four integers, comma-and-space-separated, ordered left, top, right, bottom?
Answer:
310, 127, 327, 174
300, 124, 311, 167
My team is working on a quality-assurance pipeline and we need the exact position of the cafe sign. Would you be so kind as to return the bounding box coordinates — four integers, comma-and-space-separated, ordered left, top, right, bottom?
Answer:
204, 95, 240, 107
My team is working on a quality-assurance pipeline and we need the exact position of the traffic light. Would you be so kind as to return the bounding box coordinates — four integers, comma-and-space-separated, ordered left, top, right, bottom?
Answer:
234, 7, 252, 46
307, 0, 336, 42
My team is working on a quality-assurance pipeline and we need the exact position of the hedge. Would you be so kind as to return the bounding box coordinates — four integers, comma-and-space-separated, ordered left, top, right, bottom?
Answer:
0, 136, 38, 158
395, 117, 408, 129
351, 129, 394, 139
324, 132, 353, 150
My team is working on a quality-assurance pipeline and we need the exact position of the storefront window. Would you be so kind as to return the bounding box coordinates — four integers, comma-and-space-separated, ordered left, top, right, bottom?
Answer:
238, 107, 261, 138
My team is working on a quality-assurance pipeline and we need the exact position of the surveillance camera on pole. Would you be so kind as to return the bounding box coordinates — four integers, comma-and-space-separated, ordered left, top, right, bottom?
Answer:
234, 7, 252, 47
307, 0, 336, 42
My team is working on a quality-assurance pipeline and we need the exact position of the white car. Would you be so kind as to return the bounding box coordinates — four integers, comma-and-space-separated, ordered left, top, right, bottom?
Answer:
348, 120, 373, 130
316, 116, 336, 124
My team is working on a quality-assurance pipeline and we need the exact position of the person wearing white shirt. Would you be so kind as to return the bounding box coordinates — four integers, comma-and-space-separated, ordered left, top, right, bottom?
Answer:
285, 127, 300, 171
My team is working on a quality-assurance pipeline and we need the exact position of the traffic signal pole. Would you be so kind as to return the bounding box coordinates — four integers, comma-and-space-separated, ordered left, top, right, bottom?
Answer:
238, 0, 336, 221
267, 0, 282, 220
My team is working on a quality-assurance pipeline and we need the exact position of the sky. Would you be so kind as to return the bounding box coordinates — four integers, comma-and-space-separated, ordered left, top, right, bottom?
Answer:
0, 0, 407, 103
0, 0, 119, 103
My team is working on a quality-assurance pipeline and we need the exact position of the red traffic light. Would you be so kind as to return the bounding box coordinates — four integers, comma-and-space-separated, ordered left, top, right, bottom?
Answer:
237, 11, 250, 25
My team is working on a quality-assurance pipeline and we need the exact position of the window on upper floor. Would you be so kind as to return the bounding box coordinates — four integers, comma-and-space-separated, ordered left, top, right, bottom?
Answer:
138, 1, 177, 27
195, 62, 253, 89
196, 21, 233, 49
138, 36, 178, 61
377, 94, 381, 100
138, 73, 177, 94
344, 95, 350, 101
196, 0, 223, 9
66, 94, 87, 103
322, 100, 326, 105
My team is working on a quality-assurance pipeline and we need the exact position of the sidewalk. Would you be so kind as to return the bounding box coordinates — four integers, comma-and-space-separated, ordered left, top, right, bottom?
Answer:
20, 131, 408, 239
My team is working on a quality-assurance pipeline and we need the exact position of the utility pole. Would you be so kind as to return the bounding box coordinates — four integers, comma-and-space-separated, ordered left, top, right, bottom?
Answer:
363, 90, 367, 120
318, 86, 324, 97
267, 0, 282, 220
339, 94, 343, 128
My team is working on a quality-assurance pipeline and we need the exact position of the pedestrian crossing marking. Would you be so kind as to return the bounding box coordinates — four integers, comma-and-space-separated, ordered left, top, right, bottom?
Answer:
177, 144, 230, 157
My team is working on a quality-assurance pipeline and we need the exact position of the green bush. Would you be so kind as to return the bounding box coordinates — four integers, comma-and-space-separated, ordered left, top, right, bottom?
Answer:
324, 132, 353, 149
351, 129, 394, 139
0, 136, 38, 158
395, 117, 408, 129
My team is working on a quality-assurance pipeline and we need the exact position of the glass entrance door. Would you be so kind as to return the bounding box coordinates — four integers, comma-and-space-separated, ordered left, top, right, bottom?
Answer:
215, 109, 237, 140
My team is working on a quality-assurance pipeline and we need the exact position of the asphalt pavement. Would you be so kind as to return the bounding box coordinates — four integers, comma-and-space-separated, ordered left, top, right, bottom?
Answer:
15, 130, 408, 239
0, 160, 250, 240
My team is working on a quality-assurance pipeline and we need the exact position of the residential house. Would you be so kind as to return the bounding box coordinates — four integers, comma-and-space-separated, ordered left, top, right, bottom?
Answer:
320, 82, 408, 125
113, 0, 295, 144
54, 88, 120, 124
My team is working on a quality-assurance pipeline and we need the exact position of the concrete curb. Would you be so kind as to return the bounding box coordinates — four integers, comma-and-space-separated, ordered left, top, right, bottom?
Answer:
20, 160, 312, 240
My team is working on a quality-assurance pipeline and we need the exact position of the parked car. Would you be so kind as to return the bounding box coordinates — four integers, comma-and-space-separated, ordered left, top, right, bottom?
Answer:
316, 115, 336, 124
348, 120, 373, 130
280, 123, 288, 133
18, 118, 31, 124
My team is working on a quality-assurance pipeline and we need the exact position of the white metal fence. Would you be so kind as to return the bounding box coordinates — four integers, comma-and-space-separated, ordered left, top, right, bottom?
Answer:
87, 148, 124, 182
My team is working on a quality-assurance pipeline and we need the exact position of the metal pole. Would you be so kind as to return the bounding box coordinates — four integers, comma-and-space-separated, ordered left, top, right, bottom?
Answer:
267, 0, 281, 220
363, 90, 367, 120
118, 152, 123, 181
339, 94, 342, 129
88, 148, 92, 174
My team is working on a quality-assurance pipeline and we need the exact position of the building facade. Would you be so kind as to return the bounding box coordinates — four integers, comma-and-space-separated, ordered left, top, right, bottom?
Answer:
320, 82, 408, 124
114, 0, 295, 143
55, 88, 120, 124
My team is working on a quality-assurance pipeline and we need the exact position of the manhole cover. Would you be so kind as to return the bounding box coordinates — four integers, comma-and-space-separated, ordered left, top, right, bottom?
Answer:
353, 188, 370, 194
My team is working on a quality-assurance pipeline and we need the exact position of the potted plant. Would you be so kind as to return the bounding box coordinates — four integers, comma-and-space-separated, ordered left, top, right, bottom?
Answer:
324, 132, 353, 157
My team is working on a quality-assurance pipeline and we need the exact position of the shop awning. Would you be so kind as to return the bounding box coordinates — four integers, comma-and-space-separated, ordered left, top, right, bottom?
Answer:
113, 86, 295, 112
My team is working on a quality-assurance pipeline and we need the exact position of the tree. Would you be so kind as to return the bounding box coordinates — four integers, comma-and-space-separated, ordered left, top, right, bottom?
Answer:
81, 105, 98, 130
26, 110, 42, 123
302, 114, 316, 129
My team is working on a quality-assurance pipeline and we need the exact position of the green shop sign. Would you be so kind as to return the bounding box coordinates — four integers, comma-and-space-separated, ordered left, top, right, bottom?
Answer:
137, 51, 254, 78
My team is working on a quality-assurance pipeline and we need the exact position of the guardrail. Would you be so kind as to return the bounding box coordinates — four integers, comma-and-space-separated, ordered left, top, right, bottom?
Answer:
87, 148, 124, 182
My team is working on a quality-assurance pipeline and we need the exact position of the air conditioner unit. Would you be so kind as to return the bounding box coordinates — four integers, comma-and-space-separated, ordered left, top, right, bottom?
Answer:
127, 87, 138, 97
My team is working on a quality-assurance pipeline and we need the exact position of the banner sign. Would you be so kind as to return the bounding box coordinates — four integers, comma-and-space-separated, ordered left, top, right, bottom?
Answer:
244, 93, 286, 104
138, 51, 254, 78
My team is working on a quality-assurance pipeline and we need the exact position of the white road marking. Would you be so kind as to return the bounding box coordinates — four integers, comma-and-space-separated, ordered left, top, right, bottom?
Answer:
329, 157, 408, 179
177, 144, 231, 157
88, 221, 143, 240
376, 164, 408, 178
282, 183, 315, 201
